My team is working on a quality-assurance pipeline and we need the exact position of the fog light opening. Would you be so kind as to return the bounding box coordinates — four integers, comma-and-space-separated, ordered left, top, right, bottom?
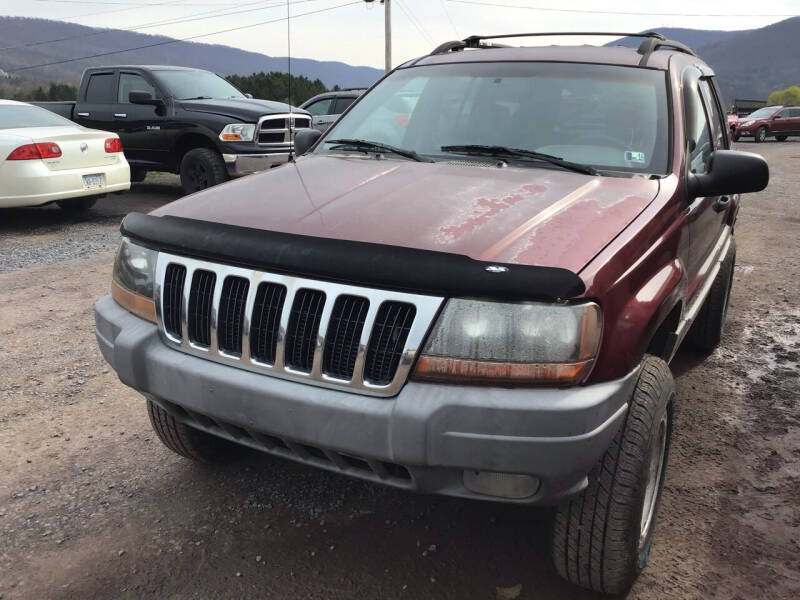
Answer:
463, 470, 540, 499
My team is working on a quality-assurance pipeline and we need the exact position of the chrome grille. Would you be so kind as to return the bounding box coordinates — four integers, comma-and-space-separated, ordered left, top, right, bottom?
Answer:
257, 113, 312, 147
154, 252, 443, 396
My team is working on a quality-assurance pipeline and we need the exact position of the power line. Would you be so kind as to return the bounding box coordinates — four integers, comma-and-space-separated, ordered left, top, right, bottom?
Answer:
446, 0, 800, 18
30, 0, 249, 6
7, 0, 362, 73
439, 0, 459, 37
0, 0, 331, 52
395, 0, 435, 45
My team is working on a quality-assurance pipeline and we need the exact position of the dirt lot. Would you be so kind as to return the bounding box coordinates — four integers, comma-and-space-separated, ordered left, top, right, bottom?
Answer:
1, 147, 799, 600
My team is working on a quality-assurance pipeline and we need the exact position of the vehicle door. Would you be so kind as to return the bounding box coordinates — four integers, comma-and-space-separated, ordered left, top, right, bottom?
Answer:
304, 97, 335, 132
684, 73, 730, 299
74, 70, 117, 133
788, 108, 800, 134
112, 71, 169, 167
771, 108, 793, 134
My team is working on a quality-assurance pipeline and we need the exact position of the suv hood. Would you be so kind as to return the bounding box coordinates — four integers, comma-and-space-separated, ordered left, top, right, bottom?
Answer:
152, 155, 659, 273
179, 98, 307, 121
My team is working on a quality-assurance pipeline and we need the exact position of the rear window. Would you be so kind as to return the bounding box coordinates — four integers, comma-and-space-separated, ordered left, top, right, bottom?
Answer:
85, 72, 117, 103
0, 104, 73, 129
322, 61, 670, 175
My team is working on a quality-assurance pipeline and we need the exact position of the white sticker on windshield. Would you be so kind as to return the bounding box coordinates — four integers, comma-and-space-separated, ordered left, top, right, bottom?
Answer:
625, 151, 646, 163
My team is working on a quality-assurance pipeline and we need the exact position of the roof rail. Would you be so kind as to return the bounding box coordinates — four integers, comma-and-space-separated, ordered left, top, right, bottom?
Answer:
636, 37, 697, 66
429, 31, 667, 55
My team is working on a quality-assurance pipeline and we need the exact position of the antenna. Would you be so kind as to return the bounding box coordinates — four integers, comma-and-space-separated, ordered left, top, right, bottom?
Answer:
287, 0, 294, 162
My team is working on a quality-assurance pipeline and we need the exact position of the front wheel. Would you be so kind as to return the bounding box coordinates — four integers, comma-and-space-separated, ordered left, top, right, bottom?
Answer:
552, 355, 675, 595
732, 131, 741, 142
179, 148, 228, 195
754, 126, 768, 143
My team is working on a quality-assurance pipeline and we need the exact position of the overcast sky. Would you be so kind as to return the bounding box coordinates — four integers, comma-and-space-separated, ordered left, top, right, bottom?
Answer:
1, 0, 798, 70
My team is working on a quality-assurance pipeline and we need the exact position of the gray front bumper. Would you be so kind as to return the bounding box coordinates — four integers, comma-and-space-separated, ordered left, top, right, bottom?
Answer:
222, 152, 289, 177
95, 295, 639, 505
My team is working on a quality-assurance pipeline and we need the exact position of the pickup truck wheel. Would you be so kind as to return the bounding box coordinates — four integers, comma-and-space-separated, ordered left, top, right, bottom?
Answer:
57, 196, 98, 211
146, 400, 247, 463
130, 168, 148, 183
775, 135, 788, 142
180, 148, 228, 194
551, 355, 674, 595
754, 126, 767, 143
687, 243, 735, 351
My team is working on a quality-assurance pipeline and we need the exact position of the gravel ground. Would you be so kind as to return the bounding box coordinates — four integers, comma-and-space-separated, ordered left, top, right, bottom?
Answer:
1, 145, 799, 600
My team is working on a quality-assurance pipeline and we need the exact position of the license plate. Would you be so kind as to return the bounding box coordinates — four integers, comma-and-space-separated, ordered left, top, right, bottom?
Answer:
83, 173, 104, 189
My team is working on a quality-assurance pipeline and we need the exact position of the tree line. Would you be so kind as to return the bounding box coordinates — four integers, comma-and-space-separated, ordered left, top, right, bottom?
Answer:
767, 85, 800, 106
0, 71, 336, 105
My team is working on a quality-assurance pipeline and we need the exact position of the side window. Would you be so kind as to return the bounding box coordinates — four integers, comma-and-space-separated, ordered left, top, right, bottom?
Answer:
84, 73, 116, 104
698, 79, 726, 149
777, 109, 792, 118
118, 73, 157, 103
305, 98, 333, 116
686, 81, 713, 175
792, 109, 800, 118
333, 97, 355, 114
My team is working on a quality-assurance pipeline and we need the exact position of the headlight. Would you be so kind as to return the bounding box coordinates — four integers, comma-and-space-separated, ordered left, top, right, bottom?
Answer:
111, 238, 158, 323
219, 123, 256, 142
413, 298, 602, 385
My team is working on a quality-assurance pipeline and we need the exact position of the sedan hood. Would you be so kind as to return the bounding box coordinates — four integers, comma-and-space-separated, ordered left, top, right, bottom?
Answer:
179, 98, 307, 121
152, 155, 659, 273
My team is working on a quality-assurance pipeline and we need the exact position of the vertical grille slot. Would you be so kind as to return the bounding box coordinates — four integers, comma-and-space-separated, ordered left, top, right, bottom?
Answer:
187, 269, 216, 346
323, 295, 369, 380
250, 282, 287, 364
284, 289, 325, 372
364, 302, 416, 385
162, 264, 186, 339
217, 276, 249, 354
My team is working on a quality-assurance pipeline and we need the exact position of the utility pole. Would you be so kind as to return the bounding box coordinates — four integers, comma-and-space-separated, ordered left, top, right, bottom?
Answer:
365, 0, 391, 72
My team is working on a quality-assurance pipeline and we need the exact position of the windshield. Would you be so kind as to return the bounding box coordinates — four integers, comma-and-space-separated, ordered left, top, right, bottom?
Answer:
0, 104, 74, 129
153, 70, 245, 100
319, 62, 670, 174
745, 107, 779, 119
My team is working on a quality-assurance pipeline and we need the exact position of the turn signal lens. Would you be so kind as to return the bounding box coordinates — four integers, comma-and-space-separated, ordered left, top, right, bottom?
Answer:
104, 138, 123, 153
7, 142, 62, 160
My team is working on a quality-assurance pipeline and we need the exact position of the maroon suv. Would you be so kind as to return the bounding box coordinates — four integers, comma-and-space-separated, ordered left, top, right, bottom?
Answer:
734, 105, 800, 142
95, 33, 768, 595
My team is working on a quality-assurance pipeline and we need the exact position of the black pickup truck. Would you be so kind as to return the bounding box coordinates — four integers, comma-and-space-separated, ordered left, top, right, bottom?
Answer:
35, 65, 311, 194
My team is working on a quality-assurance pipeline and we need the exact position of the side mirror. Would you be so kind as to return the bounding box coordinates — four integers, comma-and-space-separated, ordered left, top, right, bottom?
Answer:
688, 150, 769, 198
294, 128, 322, 156
129, 90, 161, 106
772, 114, 781, 120
244, 93, 253, 99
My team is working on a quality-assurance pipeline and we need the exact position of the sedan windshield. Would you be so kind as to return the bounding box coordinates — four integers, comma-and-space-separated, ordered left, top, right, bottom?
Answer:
152, 70, 245, 100
319, 61, 670, 175
0, 104, 74, 129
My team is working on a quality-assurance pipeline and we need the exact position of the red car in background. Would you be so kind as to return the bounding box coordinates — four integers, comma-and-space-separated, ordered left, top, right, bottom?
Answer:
733, 105, 800, 142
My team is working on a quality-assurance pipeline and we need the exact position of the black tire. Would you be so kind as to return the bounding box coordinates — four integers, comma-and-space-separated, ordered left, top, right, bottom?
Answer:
147, 400, 247, 463
687, 243, 736, 351
130, 168, 148, 183
57, 196, 98, 211
754, 126, 768, 143
732, 132, 741, 142
775, 135, 788, 142
552, 355, 675, 595
179, 147, 228, 195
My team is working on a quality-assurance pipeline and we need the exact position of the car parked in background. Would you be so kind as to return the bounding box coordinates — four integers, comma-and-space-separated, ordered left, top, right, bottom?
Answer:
734, 105, 800, 142
300, 88, 365, 132
95, 33, 769, 595
34, 66, 311, 194
0, 100, 129, 210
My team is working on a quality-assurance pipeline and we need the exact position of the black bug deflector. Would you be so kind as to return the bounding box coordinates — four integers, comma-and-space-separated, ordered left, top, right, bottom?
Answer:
120, 213, 586, 301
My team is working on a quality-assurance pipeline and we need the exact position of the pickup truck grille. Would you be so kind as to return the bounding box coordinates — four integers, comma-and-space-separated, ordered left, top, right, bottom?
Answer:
257, 113, 311, 147
154, 252, 443, 397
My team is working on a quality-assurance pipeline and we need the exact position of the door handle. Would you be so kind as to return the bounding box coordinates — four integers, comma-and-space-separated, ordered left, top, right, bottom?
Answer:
714, 195, 731, 213
76, 112, 89, 117
114, 113, 127, 118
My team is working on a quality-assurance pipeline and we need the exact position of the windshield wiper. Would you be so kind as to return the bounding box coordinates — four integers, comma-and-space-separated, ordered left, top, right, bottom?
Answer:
182, 96, 213, 100
440, 144, 598, 176
326, 138, 433, 163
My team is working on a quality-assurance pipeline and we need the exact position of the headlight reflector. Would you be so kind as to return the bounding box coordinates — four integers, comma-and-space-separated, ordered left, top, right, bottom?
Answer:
413, 298, 602, 385
111, 238, 158, 322
219, 123, 256, 142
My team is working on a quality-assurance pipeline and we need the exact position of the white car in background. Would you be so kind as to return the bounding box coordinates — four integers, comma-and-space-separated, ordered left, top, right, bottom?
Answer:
0, 100, 130, 210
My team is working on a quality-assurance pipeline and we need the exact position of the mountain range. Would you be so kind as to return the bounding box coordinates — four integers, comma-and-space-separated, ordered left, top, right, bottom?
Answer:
1, 16, 799, 101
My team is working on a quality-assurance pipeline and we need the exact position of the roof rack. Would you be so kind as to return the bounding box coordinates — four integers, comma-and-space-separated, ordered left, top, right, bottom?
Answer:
429, 31, 697, 66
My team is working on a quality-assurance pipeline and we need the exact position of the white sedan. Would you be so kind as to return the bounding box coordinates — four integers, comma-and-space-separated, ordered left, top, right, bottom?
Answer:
0, 100, 130, 210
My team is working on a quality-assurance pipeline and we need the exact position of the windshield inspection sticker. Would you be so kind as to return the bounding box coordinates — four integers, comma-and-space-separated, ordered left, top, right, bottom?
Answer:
625, 150, 646, 163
